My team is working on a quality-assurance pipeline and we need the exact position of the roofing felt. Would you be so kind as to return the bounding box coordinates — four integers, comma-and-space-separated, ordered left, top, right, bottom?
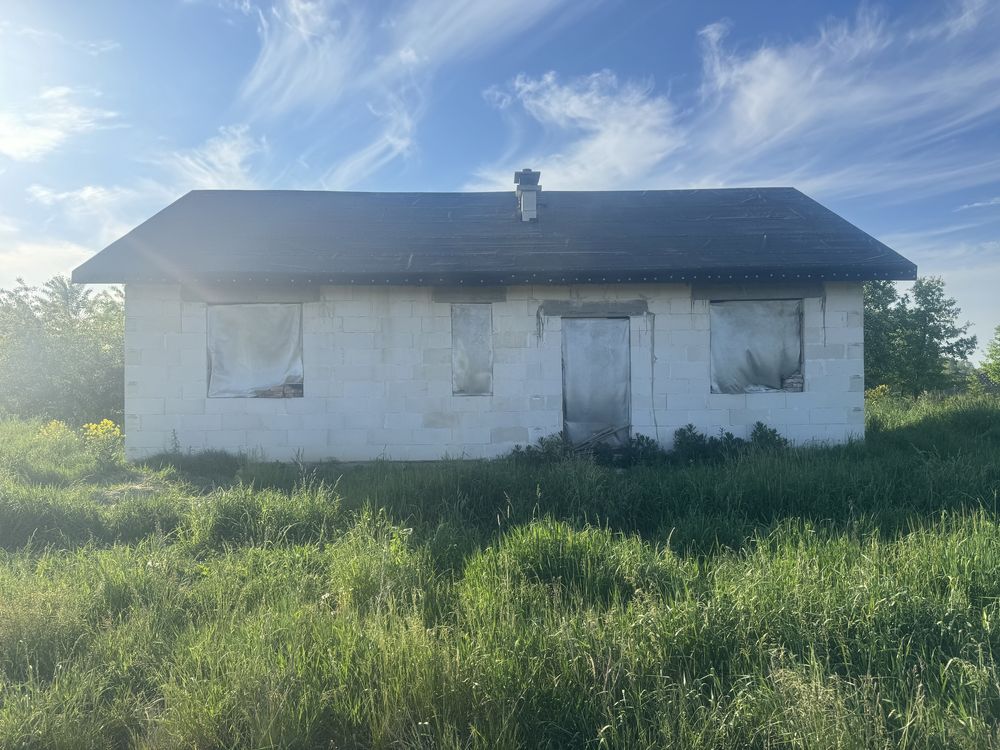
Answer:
71, 187, 917, 285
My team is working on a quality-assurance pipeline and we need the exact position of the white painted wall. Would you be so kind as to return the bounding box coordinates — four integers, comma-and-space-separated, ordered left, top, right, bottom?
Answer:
123, 282, 864, 461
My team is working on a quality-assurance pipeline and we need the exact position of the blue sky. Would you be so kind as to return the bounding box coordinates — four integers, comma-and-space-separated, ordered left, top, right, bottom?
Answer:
1, 0, 998, 355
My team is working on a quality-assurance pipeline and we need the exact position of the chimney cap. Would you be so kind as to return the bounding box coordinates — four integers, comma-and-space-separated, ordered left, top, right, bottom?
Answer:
514, 168, 540, 187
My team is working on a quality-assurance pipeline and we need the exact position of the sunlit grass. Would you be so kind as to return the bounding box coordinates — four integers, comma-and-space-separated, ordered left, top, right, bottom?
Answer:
0, 393, 998, 747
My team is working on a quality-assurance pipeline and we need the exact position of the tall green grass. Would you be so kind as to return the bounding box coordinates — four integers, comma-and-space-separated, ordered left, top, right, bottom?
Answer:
0, 394, 998, 747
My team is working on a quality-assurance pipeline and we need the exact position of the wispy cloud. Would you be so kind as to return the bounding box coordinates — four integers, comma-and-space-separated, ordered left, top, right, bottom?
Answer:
470, 71, 680, 190
240, 0, 369, 119
156, 124, 266, 190
907, 0, 990, 41
321, 93, 419, 189
237, 0, 579, 187
466, 0, 1000, 354
27, 184, 138, 244
27, 184, 134, 208
473, 2, 1000, 201
0, 215, 19, 234
881, 224, 1000, 263
375, 0, 579, 81
241, 0, 577, 120
20, 125, 267, 258
0, 21, 120, 56
0, 87, 119, 161
181, 0, 254, 15
957, 196, 1000, 211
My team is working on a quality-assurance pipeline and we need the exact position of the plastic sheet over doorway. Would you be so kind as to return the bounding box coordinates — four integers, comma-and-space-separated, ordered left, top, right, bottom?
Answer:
562, 318, 631, 447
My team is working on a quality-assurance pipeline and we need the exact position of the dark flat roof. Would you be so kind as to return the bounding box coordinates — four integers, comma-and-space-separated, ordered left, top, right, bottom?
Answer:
71, 187, 917, 284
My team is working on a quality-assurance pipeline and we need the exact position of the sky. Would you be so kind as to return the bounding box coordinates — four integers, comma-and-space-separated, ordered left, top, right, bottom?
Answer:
0, 0, 998, 356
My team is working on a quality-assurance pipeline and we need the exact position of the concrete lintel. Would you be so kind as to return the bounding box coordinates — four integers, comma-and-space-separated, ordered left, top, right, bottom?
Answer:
431, 287, 507, 303
181, 284, 321, 303
692, 282, 824, 301
536, 299, 649, 318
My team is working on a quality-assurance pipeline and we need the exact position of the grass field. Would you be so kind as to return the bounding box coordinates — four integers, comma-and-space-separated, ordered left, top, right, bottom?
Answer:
1, 394, 999, 748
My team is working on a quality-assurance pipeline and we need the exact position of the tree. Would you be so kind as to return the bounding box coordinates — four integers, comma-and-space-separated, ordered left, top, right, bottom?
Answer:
983, 326, 1000, 385
0, 276, 124, 424
862, 280, 900, 390
863, 276, 976, 396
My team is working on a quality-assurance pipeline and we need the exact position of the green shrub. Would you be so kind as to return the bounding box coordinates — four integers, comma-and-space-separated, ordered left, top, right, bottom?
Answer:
79, 419, 124, 472
749, 420, 790, 450
671, 421, 789, 464
509, 433, 577, 463
512, 432, 668, 467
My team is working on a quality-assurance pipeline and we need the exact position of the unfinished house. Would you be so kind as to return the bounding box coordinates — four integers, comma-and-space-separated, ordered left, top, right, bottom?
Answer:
71, 170, 917, 461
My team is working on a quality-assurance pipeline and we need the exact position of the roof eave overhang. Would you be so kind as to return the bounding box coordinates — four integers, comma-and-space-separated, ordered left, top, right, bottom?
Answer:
71, 264, 918, 286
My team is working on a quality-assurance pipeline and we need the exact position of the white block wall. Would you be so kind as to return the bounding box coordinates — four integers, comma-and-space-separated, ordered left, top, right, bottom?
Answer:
123, 282, 864, 461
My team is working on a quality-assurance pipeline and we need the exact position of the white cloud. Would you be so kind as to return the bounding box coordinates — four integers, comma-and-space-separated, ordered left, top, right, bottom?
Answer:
690, 7, 1000, 198
693, 10, 891, 163
957, 196, 1000, 211
27, 184, 138, 244
0, 87, 119, 161
470, 71, 680, 190
157, 124, 266, 190
474, 3, 1000, 201
907, 0, 990, 41
237, 0, 579, 186
240, 0, 369, 119
879, 222, 997, 257
181, 0, 254, 15
240, 0, 578, 119
0, 239, 92, 289
27, 184, 133, 209
482, 85, 512, 110
376, 0, 577, 82
0, 22, 119, 56
887, 233, 1000, 271
395, 46, 421, 66
18, 125, 267, 258
321, 94, 417, 189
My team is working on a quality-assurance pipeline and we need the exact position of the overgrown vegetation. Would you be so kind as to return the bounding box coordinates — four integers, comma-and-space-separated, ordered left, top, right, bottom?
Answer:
1, 393, 999, 747
508, 421, 789, 467
863, 277, 977, 396
0, 276, 123, 424
983, 325, 1000, 388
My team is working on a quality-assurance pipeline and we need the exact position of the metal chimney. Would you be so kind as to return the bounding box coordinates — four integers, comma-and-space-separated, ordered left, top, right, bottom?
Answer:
514, 168, 540, 222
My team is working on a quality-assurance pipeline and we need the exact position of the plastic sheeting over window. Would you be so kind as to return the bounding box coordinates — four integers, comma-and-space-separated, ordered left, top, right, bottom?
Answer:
562, 318, 631, 447
451, 304, 493, 395
710, 300, 803, 394
207, 304, 303, 398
